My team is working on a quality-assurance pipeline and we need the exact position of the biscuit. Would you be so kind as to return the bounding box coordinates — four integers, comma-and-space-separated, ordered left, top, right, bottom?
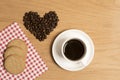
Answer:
4, 55, 25, 74
3, 39, 27, 74
4, 46, 26, 59
7, 39, 27, 51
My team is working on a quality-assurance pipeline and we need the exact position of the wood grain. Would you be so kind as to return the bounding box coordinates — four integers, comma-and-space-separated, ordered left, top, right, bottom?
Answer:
0, 0, 120, 80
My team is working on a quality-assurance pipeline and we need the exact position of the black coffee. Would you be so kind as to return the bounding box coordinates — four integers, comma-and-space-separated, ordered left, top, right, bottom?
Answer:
64, 39, 85, 60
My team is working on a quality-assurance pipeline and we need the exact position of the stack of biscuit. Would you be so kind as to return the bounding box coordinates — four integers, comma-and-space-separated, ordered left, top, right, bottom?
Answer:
4, 39, 27, 75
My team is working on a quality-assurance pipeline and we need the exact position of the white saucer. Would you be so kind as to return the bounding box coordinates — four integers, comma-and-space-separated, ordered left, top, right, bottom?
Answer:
52, 29, 94, 71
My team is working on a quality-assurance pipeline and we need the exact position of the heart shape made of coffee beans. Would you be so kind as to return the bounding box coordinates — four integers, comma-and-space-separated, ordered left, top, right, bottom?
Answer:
23, 11, 59, 41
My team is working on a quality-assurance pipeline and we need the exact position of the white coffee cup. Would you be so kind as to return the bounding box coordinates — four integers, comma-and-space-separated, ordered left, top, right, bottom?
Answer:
52, 29, 94, 71
61, 38, 86, 63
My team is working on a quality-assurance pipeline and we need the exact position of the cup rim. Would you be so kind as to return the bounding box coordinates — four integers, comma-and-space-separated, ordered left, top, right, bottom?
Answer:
61, 38, 87, 62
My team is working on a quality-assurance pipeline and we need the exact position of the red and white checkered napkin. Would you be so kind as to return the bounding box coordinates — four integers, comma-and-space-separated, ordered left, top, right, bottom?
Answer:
0, 22, 48, 80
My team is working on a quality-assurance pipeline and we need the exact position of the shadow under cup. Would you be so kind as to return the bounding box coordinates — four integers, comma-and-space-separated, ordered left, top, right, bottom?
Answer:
62, 39, 86, 61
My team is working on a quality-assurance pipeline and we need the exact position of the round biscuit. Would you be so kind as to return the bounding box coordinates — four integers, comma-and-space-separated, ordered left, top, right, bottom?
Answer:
4, 46, 26, 59
7, 39, 27, 52
4, 55, 25, 74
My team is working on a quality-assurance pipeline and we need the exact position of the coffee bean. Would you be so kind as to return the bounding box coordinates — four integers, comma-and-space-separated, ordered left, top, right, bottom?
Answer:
23, 11, 59, 41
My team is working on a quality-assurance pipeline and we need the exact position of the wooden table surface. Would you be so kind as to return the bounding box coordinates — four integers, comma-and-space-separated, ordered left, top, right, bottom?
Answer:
0, 0, 120, 80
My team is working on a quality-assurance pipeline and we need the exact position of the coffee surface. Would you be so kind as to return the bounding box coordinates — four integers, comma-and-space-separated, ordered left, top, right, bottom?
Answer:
64, 39, 85, 60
